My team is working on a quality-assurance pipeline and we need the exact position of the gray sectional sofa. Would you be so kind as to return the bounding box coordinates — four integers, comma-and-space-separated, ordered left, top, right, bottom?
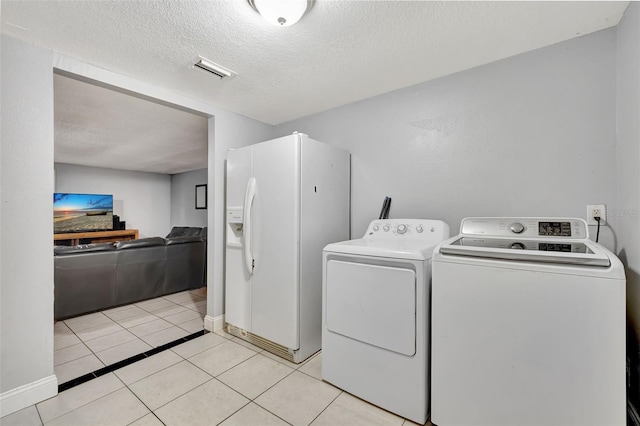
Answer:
54, 227, 206, 320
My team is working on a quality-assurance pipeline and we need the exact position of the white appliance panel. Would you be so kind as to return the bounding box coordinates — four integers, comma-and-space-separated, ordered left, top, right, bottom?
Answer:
298, 138, 351, 360
225, 147, 253, 330
250, 136, 300, 349
431, 218, 626, 426
326, 260, 416, 356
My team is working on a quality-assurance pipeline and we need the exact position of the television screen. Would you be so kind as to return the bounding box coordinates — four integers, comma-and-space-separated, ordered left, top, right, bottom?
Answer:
54, 193, 114, 234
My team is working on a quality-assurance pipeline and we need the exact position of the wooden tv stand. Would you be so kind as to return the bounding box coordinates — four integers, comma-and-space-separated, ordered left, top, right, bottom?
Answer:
54, 229, 139, 246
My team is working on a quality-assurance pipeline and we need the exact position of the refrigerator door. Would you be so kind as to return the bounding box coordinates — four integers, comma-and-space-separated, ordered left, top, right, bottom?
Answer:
250, 134, 301, 349
225, 146, 253, 331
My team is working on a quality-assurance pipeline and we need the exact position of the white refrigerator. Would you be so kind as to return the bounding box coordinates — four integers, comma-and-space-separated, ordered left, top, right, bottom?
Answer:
225, 133, 350, 363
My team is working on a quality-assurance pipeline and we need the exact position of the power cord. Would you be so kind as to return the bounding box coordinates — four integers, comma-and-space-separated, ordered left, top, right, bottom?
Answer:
595, 216, 601, 243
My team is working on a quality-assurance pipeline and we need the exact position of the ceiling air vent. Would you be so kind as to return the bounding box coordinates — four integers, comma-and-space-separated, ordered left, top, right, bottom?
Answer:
193, 57, 235, 80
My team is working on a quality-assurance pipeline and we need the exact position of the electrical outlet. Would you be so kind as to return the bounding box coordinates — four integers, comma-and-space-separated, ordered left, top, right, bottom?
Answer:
586, 204, 606, 225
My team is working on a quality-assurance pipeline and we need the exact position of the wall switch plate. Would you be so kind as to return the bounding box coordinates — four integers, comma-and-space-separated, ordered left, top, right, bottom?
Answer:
586, 204, 606, 225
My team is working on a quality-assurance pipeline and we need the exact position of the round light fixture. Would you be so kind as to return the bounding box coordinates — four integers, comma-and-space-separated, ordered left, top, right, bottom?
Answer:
248, 0, 312, 27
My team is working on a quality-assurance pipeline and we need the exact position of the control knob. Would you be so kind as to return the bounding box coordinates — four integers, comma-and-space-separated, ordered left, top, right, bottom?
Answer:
373, 225, 379, 231
397, 224, 407, 234
510, 242, 525, 250
509, 223, 525, 234
383, 225, 390, 232
416, 226, 423, 233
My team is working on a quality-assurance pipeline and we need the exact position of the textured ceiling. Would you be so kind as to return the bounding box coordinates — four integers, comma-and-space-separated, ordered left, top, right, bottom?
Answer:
2, 0, 630, 174
54, 74, 209, 175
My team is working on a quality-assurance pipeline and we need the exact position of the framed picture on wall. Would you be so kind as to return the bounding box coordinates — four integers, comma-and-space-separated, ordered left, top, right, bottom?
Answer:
195, 184, 207, 209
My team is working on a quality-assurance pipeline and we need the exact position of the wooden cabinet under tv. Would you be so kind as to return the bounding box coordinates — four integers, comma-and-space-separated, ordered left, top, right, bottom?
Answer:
54, 229, 139, 246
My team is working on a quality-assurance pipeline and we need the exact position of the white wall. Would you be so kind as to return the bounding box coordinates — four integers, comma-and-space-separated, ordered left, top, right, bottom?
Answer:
55, 163, 171, 238
170, 168, 208, 228
277, 29, 619, 252
1, 35, 58, 414
616, 1, 640, 402
0, 36, 273, 416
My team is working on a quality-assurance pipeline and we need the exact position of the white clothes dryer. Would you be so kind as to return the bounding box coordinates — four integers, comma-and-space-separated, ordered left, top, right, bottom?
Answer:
322, 219, 450, 424
431, 217, 626, 426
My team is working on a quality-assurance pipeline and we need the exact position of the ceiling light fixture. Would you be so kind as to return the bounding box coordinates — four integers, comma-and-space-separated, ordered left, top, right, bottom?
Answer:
193, 57, 235, 79
248, 0, 312, 27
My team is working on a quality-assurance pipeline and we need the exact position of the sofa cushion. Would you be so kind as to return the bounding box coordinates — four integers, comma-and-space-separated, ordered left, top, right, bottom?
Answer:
166, 226, 203, 238
54, 242, 115, 255
115, 237, 166, 250
166, 235, 203, 245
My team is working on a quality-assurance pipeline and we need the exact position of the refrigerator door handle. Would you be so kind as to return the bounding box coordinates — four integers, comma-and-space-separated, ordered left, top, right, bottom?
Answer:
243, 177, 257, 275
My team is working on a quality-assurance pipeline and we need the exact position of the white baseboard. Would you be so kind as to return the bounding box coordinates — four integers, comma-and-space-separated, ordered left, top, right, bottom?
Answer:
204, 314, 225, 332
0, 375, 58, 418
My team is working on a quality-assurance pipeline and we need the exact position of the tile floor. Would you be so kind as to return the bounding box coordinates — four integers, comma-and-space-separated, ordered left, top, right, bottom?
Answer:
53, 288, 208, 384
2, 296, 429, 426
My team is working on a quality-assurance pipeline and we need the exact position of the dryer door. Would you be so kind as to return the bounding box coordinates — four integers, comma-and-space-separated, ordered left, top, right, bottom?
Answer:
325, 260, 416, 356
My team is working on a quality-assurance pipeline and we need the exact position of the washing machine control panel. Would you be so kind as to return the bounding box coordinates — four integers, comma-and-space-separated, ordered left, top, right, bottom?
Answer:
460, 217, 588, 239
365, 219, 449, 241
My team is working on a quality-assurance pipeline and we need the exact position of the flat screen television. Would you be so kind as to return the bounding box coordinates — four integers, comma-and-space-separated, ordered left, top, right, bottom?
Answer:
54, 193, 114, 234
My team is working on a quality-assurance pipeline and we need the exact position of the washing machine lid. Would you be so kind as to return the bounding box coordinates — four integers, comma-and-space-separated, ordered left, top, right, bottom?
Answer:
437, 217, 610, 267
439, 236, 610, 266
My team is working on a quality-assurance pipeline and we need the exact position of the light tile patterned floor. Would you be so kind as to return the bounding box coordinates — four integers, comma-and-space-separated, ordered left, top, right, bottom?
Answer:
2, 327, 430, 425
52, 288, 207, 384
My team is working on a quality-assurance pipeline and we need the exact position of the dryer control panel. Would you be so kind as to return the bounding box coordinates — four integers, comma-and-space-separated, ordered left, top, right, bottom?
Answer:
459, 217, 588, 240
365, 219, 450, 242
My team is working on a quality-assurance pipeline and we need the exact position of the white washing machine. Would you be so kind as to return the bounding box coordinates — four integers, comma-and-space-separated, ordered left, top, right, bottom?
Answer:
322, 218, 450, 424
431, 217, 626, 426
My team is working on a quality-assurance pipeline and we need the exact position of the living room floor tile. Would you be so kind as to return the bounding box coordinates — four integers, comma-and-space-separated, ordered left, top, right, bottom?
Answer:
54, 354, 105, 383
95, 338, 153, 365
115, 312, 158, 329
136, 298, 175, 312
162, 291, 197, 304
149, 304, 188, 318
254, 371, 341, 426
219, 402, 290, 426
0, 404, 42, 426
46, 387, 150, 426
128, 318, 173, 338
54, 342, 92, 366
64, 312, 114, 333
114, 350, 183, 385
104, 305, 147, 322
310, 392, 404, 426
54, 332, 82, 351
177, 317, 205, 333
298, 352, 322, 380
37, 373, 124, 423
170, 331, 227, 359
163, 309, 202, 325
140, 326, 190, 348
188, 340, 257, 377
189, 287, 207, 298
153, 379, 249, 426
128, 361, 212, 411
217, 353, 294, 400
83, 329, 139, 353
129, 413, 165, 426
75, 321, 124, 342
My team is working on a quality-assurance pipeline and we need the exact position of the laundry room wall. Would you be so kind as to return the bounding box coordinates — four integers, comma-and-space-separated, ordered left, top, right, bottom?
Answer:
277, 28, 618, 251
616, 1, 640, 410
